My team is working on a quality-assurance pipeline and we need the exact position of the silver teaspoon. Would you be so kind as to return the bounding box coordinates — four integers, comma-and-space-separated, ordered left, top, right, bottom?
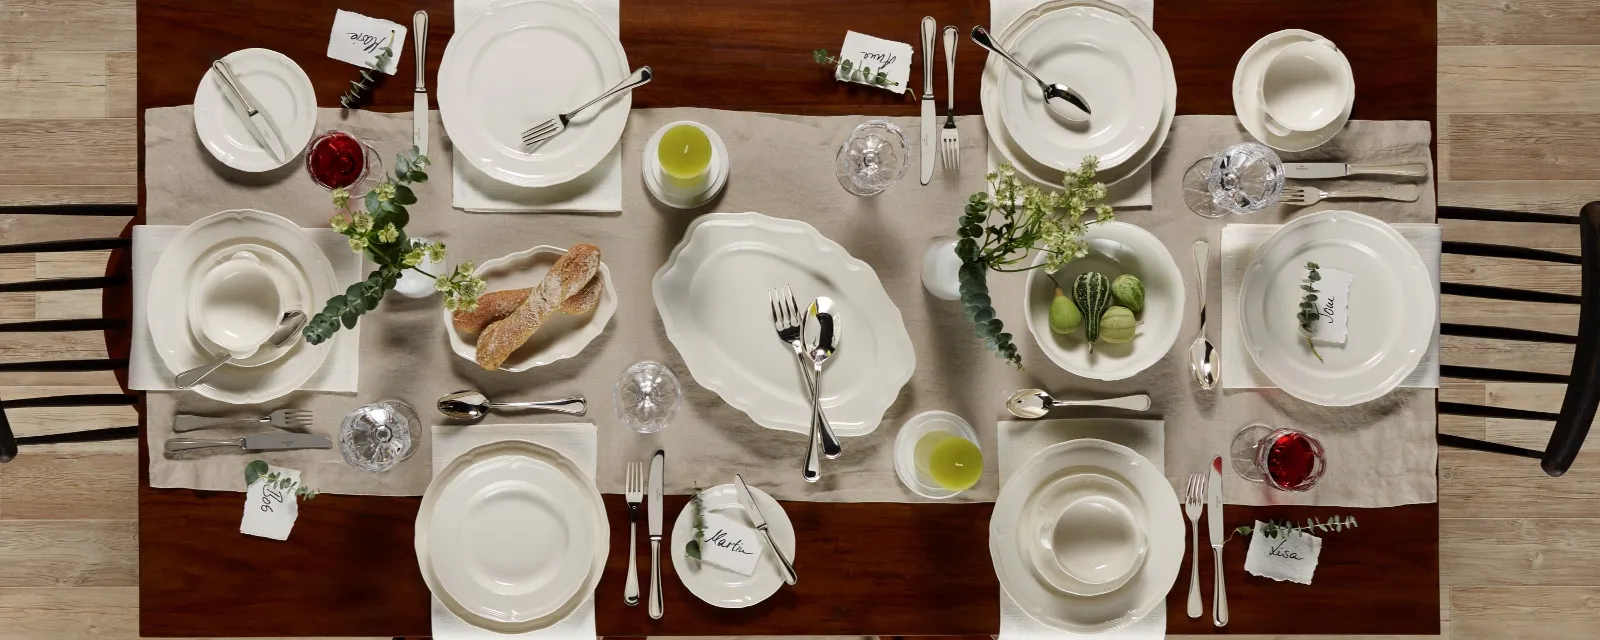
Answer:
802, 297, 840, 483
969, 25, 1091, 121
1005, 389, 1152, 419
175, 310, 306, 389
436, 390, 587, 421
1191, 240, 1220, 389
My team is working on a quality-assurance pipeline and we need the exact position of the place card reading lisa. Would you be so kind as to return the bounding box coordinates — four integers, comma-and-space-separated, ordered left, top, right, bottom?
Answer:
1243, 520, 1321, 584
698, 512, 763, 576
241, 465, 301, 541
1308, 267, 1353, 345
327, 9, 407, 75
835, 31, 913, 94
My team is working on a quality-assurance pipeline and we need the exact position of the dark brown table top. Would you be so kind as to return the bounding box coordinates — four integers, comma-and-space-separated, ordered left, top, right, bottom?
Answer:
134, 0, 1439, 636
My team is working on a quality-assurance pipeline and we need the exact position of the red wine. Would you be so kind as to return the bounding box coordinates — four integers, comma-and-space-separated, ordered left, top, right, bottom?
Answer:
306, 131, 367, 190
1262, 430, 1325, 491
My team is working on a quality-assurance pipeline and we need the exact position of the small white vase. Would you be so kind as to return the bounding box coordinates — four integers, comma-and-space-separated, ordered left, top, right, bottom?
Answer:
921, 240, 963, 301
392, 237, 444, 299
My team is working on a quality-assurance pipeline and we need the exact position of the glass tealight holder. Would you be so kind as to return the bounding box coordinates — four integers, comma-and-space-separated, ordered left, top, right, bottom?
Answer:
1182, 142, 1284, 218
614, 361, 683, 434
339, 399, 421, 472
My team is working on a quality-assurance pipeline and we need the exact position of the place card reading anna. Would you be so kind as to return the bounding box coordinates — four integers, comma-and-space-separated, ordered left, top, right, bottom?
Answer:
327, 9, 407, 74
698, 512, 763, 576
834, 31, 913, 94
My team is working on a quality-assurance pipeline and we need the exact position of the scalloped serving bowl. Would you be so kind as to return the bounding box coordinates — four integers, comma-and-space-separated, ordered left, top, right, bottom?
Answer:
444, 245, 617, 372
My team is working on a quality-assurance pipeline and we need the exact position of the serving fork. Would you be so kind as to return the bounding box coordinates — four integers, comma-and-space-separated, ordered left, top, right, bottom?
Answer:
940, 25, 959, 173
1184, 473, 1208, 619
173, 409, 313, 433
623, 461, 645, 607
521, 66, 653, 147
1280, 183, 1419, 207
768, 286, 843, 467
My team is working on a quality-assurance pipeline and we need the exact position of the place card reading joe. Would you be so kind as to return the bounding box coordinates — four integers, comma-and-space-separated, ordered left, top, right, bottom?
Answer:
1307, 267, 1352, 345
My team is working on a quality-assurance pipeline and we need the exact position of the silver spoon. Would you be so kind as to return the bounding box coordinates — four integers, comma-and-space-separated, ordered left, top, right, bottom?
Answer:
1191, 240, 1220, 389
802, 297, 840, 483
970, 25, 1091, 121
1005, 389, 1152, 419
175, 310, 306, 389
436, 390, 587, 421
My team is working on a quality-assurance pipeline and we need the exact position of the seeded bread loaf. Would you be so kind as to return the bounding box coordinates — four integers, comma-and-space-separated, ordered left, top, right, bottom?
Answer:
474, 244, 602, 370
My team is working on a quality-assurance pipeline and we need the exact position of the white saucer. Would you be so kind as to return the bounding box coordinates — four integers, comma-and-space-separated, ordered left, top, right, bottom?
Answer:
1232, 29, 1354, 152
192, 48, 318, 172
642, 121, 729, 209
670, 483, 795, 608
893, 410, 981, 499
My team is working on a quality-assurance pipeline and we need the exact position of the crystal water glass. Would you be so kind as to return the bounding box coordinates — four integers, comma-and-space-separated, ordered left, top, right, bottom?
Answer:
614, 361, 683, 434
835, 120, 910, 196
338, 399, 421, 472
1183, 142, 1285, 218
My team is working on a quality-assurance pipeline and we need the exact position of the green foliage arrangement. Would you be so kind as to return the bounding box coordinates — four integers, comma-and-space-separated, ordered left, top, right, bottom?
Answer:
341, 31, 395, 108
244, 459, 318, 501
684, 489, 707, 559
1298, 261, 1325, 363
1233, 515, 1358, 540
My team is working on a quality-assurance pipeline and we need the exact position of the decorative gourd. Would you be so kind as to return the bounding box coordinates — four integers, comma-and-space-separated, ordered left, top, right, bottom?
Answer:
1072, 271, 1113, 343
1048, 288, 1082, 334
1099, 306, 1137, 344
1111, 273, 1145, 315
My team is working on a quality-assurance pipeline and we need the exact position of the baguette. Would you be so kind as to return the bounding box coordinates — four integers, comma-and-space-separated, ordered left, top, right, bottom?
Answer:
474, 244, 602, 370
451, 257, 605, 332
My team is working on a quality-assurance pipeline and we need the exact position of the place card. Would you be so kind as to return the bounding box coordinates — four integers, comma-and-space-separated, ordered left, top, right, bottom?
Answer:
241, 465, 301, 541
834, 31, 913, 94
1307, 267, 1353, 345
698, 512, 763, 576
1243, 520, 1321, 584
327, 9, 407, 75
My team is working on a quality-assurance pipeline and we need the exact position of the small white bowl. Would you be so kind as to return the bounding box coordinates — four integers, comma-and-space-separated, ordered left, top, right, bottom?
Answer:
1022, 471, 1149, 597
444, 245, 617, 372
1023, 221, 1184, 381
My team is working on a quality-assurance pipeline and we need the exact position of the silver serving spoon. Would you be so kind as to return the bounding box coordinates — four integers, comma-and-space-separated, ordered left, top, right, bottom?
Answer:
970, 25, 1091, 121
175, 310, 306, 389
801, 297, 840, 483
436, 390, 587, 421
1191, 240, 1221, 389
1005, 389, 1152, 419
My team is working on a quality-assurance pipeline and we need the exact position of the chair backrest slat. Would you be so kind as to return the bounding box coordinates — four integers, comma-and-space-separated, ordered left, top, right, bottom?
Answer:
0, 358, 127, 373
1439, 206, 1579, 225
1440, 401, 1561, 422
1440, 364, 1569, 384
1442, 240, 1582, 264
0, 275, 127, 293
0, 237, 130, 255
0, 318, 126, 332
1441, 282, 1581, 305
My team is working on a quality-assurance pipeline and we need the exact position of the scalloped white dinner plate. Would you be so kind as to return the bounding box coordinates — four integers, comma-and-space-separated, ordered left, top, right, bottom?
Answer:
444, 245, 616, 372
652, 212, 916, 436
670, 483, 795, 608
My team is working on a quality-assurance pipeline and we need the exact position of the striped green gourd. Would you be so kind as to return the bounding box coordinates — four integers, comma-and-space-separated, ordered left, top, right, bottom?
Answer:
1072, 271, 1113, 343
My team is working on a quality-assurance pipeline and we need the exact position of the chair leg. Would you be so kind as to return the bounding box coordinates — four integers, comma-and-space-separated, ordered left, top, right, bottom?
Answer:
1438, 433, 1544, 459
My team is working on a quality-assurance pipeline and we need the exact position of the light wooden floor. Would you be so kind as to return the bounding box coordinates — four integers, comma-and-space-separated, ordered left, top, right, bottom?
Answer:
1, 0, 1597, 637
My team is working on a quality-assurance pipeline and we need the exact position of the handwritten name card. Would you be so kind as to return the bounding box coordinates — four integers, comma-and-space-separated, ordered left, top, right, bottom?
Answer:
1243, 520, 1321, 584
698, 512, 763, 576
327, 9, 407, 75
1307, 267, 1353, 345
241, 465, 301, 541
836, 31, 913, 94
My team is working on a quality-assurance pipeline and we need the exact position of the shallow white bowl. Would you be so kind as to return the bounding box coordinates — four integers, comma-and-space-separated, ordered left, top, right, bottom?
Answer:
444, 245, 617, 372
1023, 221, 1184, 381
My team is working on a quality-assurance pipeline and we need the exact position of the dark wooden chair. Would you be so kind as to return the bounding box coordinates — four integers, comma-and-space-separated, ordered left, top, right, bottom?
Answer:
0, 204, 139, 463
1435, 202, 1600, 477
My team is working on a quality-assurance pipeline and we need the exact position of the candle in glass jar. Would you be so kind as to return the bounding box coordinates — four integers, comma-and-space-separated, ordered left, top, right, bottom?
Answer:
657, 124, 712, 182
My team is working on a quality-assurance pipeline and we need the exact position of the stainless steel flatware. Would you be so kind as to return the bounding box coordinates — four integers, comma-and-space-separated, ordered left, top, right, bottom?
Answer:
969, 25, 1090, 119
212, 58, 289, 162
164, 432, 332, 454
647, 449, 665, 620
435, 390, 587, 421
175, 310, 306, 389
1183, 472, 1207, 618
412, 10, 430, 156
803, 297, 841, 483
940, 25, 959, 174
1283, 161, 1427, 180
521, 66, 652, 147
1208, 455, 1228, 627
173, 409, 313, 433
1190, 241, 1220, 390
919, 16, 937, 185
623, 461, 645, 607
734, 473, 797, 586
767, 286, 842, 470
1280, 183, 1420, 207
1004, 389, 1150, 419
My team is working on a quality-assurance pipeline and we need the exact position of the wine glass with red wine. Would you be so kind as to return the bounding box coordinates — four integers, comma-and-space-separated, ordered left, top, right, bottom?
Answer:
1228, 424, 1326, 491
305, 130, 382, 195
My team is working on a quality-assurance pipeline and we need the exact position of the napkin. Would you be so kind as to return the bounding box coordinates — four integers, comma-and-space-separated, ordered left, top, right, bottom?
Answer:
1220, 223, 1443, 389
987, 0, 1156, 208
429, 422, 598, 640
449, 0, 623, 213
998, 418, 1166, 640
128, 225, 362, 392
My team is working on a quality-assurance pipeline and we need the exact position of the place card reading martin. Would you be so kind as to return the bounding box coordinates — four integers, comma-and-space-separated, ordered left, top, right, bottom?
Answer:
835, 31, 914, 94
1308, 267, 1353, 345
327, 9, 407, 75
698, 512, 763, 576
241, 465, 301, 541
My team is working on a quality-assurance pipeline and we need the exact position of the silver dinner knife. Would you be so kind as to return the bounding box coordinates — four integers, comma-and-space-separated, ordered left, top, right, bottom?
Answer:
1283, 162, 1428, 179
412, 11, 430, 156
1208, 455, 1228, 627
647, 449, 665, 619
734, 474, 797, 586
164, 432, 332, 453
212, 59, 288, 162
919, 16, 937, 186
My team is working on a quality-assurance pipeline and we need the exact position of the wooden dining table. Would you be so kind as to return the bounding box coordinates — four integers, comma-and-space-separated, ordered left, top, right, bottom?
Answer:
132, 0, 1439, 636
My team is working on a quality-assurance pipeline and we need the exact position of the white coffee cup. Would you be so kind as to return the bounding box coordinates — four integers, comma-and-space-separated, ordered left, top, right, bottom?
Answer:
1258, 39, 1352, 136
193, 251, 282, 359
1050, 494, 1147, 586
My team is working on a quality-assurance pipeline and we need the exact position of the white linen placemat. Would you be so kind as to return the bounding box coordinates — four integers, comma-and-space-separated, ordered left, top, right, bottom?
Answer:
128, 225, 362, 392
429, 422, 598, 640
987, 0, 1155, 208
998, 418, 1166, 640
449, 0, 622, 213
1220, 223, 1443, 389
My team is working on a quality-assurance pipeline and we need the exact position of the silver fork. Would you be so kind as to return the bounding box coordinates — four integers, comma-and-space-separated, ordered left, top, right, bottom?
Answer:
768, 287, 843, 469
1280, 183, 1419, 207
172, 409, 313, 433
623, 461, 645, 607
521, 66, 653, 147
940, 25, 959, 173
1184, 473, 1208, 618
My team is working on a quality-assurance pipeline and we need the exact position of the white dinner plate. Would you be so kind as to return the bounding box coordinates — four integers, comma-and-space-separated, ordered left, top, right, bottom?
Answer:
192, 48, 317, 172
439, 0, 629, 187
991, 437, 1182, 633
1000, 5, 1163, 173
146, 209, 336, 403
416, 440, 607, 634
652, 212, 916, 436
670, 483, 796, 608
1232, 29, 1354, 152
443, 245, 617, 371
1239, 210, 1435, 406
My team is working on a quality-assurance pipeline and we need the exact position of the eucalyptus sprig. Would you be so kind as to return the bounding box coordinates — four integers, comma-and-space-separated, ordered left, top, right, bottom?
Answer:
244, 460, 318, 501
340, 30, 395, 108
1297, 261, 1324, 363
813, 49, 901, 92
683, 488, 708, 560
1233, 515, 1358, 540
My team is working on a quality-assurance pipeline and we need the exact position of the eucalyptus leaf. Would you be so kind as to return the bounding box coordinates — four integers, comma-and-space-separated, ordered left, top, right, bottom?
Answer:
244, 460, 269, 486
